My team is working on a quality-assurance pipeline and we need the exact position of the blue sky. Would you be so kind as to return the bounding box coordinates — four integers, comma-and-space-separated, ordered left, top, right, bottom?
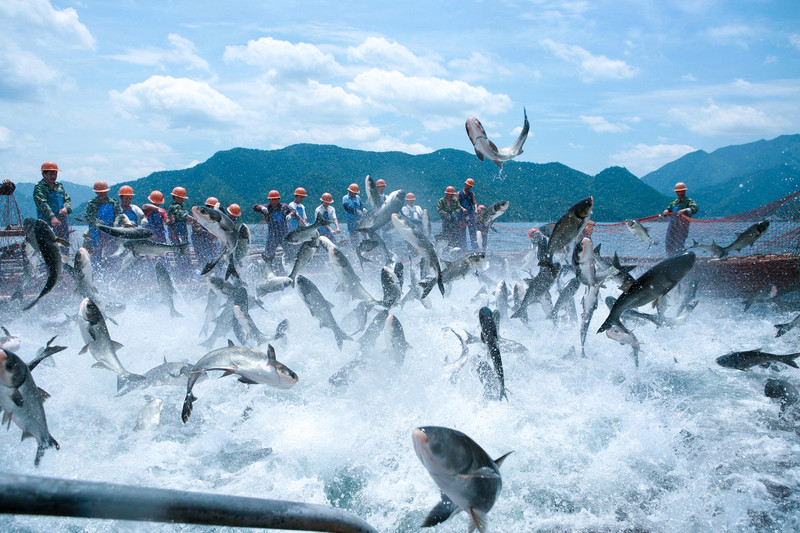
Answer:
2, 0, 798, 187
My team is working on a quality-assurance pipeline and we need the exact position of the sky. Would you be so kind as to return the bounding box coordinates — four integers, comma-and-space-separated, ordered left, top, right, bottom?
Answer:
1, 0, 799, 187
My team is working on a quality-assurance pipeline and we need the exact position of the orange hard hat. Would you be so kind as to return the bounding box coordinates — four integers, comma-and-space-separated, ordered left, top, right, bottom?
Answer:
321, 192, 333, 203
376, 179, 386, 187
268, 190, 281, 200
148, 190, 164, 205
93, 181, 110, 193
227, 204, 241, 217
41, 161, 60, 172
465, 178, 475, 187
171, 186, 187, 199
445, 186, 456, 194
674, 182, 687, 192
205, 196, 219, 208
348, 183, 360, 194
118, 185, 134, 196
528, 228, 538, 239
294, 187, 307, 197
478, 204, 486, 211
405, 192, 416, 201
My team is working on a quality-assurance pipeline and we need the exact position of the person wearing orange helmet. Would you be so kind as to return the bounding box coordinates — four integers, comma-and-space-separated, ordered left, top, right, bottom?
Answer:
285, 187, 309, 259
118, 185, 144, 226
84, 180, 122, 264
342, 183, 367, 239
33, 161, 72, 241
226, 203, 241, 222
142, 190, 171, 243
254, 190, 300, 267
191, 196, 223, 266
315, 192, 341, 241
167, 186, 192, 245
661, 181, 698, 255
375, 179, 387, 206
458, 178, 479, 249
401, 192, 423, 229
437, 185, 461, 249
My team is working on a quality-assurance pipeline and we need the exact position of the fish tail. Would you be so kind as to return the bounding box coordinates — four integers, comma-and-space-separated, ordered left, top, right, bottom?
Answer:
181, 392, 197, 423
775, 323, 791, 337
437, 272, 445, 297
117, 373, 147, 394
34, 435, 59, 467
781, 354, 800, 368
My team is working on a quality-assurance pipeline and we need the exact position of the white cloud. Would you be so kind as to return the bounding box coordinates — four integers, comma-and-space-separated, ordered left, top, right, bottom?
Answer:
0, 126, 13, 150
0, 0, 94, 49
359, 137, 434, 154
706, 24, 757, 49
611, 143, 697, 176
790, 34, 800, 51
668, 100, 789, 136
347, 37, 446, 77
285, 123, 382, 145
110, 76, 242, 128
541, 39, 638, 82
447, 52, 514, 82
0, 41, 60, 98
223, 37, 342, 80
347, 69, 512, 131
580, 115, 631, 133
109, 34, 210, 72
108, 139, 173, 154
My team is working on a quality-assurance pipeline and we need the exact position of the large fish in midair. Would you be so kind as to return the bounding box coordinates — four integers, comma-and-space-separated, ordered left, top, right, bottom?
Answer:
465, 108, 530, 168
412, 426, 511, 533
23, 220, 63, 311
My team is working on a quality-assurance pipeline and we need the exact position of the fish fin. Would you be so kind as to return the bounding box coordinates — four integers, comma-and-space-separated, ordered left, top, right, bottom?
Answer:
2, 411, 11, 428
38, 387, 50, 401
421, 493, 459, 527
117, 373, 146, 394
107, 316, 119, 326
474, 149, 485, 161
494, 450, 513, 467
468, 508, 489, 533
238, 377, 258, 384
21, 430, 34, 442
492, 159, 502, 169
221, 370, 236, 377
228, 339, 236, 347
488, 140, 499, 152
267, 344, 276, 361
782, 355, 799, 369
11, 389, 24, 407
1, 326, 8, 336
92, 361, 112, 370
111, 341, 124, 350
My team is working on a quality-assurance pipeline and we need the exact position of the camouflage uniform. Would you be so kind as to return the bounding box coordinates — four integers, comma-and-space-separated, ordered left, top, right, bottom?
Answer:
665, 196, 698, 216
665, 195, 698, 255
437, 195, 461, 248
33, 179, 72, 241
167, 202, 190, 244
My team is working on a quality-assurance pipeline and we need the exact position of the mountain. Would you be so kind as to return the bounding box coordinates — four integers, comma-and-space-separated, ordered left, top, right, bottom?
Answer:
641, 134, 800, 216
10, 181, 96, 222
112, 145, 668, 223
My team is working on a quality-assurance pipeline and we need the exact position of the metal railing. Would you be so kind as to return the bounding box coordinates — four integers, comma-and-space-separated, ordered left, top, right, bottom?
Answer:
0, 474, 378, 533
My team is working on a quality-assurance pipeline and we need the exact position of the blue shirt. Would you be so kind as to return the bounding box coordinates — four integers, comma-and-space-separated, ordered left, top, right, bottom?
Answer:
342, 194, 365, 222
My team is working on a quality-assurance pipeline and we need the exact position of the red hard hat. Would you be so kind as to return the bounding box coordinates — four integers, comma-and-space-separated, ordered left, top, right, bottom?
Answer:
93, 181, 110, 193
465, 178, 475, 187
148, 191, 164, 205
118, 185, 134, 196
294, 187, 307, 197
171, 186, 187, 199
445, 186, 456, 194
321, 192, 333, 203
268, 190, 281, 200
674, 182, 687, 192
227, 204, 241, 217
376, 179, 386, 187
205, 196, 219, 208
406, 192, 416, 201
41, 161, 61, 172
348, 183, 360, 194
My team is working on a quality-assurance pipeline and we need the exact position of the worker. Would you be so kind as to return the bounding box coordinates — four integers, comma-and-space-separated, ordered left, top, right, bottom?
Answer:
253, 190, 299, 273
342, 183, 367, 241
84, 180, 122, 265
142, 190, 171, 243
33, 161, 71, 242
315, 192, 341, 242
286, 187, 308, 260
167, 186, 191, 245
376, 179, 387, 206
437, 185, 461, 249
661, 181, 698, 255
226, 203, 241, 223
401, 192, 423, 229
458, 178, 478, 249
192, 196, 221, 268
117, 185, 143, 226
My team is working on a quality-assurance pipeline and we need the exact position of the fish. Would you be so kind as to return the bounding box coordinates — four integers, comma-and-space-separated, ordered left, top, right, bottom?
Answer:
23, 220, 62, 311
722, 220, 770, 255
494, 280, 509, 320
123, 239, 190, 258
465, 108, 529, 168
231, 285, 268, 347
421, 209, 431, 238
482, 201, 510, 231
571, 237, 596, 286
295, 275, 352, 350
385, 315, 410, 365
689, 239, 726, 259
511, 263, 560, 322
78, 297, 146, 394
479, 306, 506, 400
461, 330, 529, 356
605, 326, 642, 367
400, 263, 431, 309
234, 223, 250, 266
318, 237, 376, 304
256, 276, 294, 296
27, 336, 67, 372
625, 219, 657, 248
542, 197, 593, 267
0, 327, 21, 352
289, 237, 319, 282
365, 175, 380, 209
716, 349, 800, 370
391, 214, 445, 297
134, 395, 163, 431
76, 217, 152, 240
285, 212, 331, 244
0, 348, 59, 466
142, 360, 203, 388
182, 342, 298, 423
549, 277, 580, 325
744, 283, 778, 312
579, 284, 600, 358
764, 378, 799, 413
341, 301, 373, 336
775, 312, 800, 337
677, 280, 700, 316
155, 262, 182, 318
419, 253, 486, 299
356, 189, 405, 233
200, 288, 222, 337
597, 252, 696, 334
192, 205, 239, 278
444, 328, 470, 376
70, 247, 99, 301
380, 266, 402, 309
357, 308, 389, 355
412, 426, 511, 532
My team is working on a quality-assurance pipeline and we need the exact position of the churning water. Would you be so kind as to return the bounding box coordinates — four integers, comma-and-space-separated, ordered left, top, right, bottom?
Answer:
1, 239, 799, 533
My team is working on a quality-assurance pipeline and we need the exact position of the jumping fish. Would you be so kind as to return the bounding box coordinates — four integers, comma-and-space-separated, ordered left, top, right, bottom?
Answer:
465, 108, 529, 168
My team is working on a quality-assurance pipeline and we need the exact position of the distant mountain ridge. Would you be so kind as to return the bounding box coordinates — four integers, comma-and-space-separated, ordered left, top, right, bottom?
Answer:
641, 134, 800, 217
112, 145, 668, 223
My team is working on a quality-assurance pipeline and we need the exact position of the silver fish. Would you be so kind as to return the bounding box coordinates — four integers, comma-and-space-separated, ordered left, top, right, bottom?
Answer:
385, 315, 409, 365
465, 108, 529, 168
134, 395, 163, 431
155, 262, 182, 318
722, 220, 769, 255
23, 220, 62, 311
356, 189, 405, 233
542, 197, 593, 267
123, 239, 189, 258
365, 174, 380, 210
289, 237, 319, 282
625, 219, 657, 248
285, 212, 331, 244
318, 237, 376, 304
295, 275, 352, 350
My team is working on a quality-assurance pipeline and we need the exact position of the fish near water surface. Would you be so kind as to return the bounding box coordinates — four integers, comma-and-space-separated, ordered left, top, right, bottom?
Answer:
412, 426, 511, 533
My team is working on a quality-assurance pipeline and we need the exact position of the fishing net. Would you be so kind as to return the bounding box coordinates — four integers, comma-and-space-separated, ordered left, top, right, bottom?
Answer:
0, 193, 24, 280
